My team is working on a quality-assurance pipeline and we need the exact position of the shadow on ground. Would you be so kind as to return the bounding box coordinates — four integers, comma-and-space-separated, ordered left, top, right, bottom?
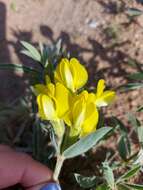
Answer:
0, 1, 142, 103
0, 1, 143, 190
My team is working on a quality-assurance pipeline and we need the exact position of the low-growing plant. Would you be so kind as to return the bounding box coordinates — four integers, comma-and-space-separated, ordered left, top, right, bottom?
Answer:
20, 41, 116, 183
0, 40, 143, 189
74, 111, 143, 189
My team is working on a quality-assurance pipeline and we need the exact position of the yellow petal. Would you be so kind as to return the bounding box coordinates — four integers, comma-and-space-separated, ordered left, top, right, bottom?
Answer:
55, 58, 72, 84
68, 92, 77, 106
78, 90, 89, 101
73, 99, 86, 130
37, 94, 47, 120
96, 79, 105, 97
55, 82, 70, 117
34, 84, 49, 95
62, 59, 74, 91
70, 58, 88, 90
68, 99, 86, 137
80, 103, 99, 137
34, 82, 55, 96
54, 59, 64, 84
63, 111, 72, 127
46, 83, 55, 97
45, 75, 51, 85
88, 93, 96, 103
37, 94, 57, 120
95, 90, 116, 107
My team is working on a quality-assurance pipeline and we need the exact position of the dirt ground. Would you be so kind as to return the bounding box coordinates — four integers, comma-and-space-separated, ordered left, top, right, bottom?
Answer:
0, 0, 143, 189
0, 0, 143, 119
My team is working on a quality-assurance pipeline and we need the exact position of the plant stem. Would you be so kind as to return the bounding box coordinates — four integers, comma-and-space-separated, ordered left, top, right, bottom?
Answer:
51, 120, 65, 181
51, 120, 65, 153
108, 127, 135, 164
53, 155, 65, 182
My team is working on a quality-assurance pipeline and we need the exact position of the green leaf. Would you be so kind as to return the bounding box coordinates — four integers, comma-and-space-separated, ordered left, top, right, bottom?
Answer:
49, 127, 58, 152
134, 149, 143, 165
137, 106, 143, 112
96, 184, 110, 190
123, 83, 143, 91
127, 113, 140, 129
74, 173, 97, 188
118, 165, 140, 182
124, 183, 143, 190
137, 127, 143, 144
103, 162, 115, 189
127, 58, 138, 69
55, 38, 62, 55
21, 41, 41, 62
128, 72, 143, 80
112, 117, 128, 133
63, 127, 112, 159
126, 8, 143, 17
117, 184, 131, 190
118, 135, 131, 160
0, 63, 40, 74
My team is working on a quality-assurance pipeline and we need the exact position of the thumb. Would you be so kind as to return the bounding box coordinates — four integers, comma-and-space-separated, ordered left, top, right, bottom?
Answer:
40, 183, 61, 190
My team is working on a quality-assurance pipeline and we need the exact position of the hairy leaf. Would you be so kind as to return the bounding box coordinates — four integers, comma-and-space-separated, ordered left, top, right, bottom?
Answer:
21, 41, 41, 62
63, 127, 112, 159
125, 183, 143, 190
118, 165, 140, 182
118, 135, 131, 160
103, 162, 115, 189
128, 72, 143, 80
74, 173, 97, 188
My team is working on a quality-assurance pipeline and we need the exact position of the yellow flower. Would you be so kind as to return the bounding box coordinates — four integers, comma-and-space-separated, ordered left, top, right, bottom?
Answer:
64, 90, 99, 137
34, 75, 52, 96
54, 58, 88, 92
93, 79, 115, 107
37, 82, 69, 121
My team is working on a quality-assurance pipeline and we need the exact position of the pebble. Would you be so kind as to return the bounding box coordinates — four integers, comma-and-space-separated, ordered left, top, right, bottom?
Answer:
86, 19, 99, 29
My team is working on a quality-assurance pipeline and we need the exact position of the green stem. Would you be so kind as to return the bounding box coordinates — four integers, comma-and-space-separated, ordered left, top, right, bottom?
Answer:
51, 120, 65, 153
53, 155, 65, 182
51, 120, 65, 182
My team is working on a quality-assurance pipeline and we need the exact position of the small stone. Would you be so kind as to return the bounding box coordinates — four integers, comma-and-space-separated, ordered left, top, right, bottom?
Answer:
87, 20, 99, 29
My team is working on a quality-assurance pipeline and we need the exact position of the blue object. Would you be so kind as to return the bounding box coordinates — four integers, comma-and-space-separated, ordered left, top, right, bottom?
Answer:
136, 0, 143, 4
40, 183, 61, 190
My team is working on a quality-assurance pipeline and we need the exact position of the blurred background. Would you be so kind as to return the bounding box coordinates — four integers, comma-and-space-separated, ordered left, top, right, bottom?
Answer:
1, 0, 143, 120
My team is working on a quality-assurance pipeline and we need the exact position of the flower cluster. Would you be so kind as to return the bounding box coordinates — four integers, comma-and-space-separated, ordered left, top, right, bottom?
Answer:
34, 58, 115, 139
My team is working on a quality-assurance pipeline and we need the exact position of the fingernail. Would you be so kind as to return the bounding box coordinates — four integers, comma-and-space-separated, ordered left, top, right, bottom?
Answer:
40, 183, 61, 190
